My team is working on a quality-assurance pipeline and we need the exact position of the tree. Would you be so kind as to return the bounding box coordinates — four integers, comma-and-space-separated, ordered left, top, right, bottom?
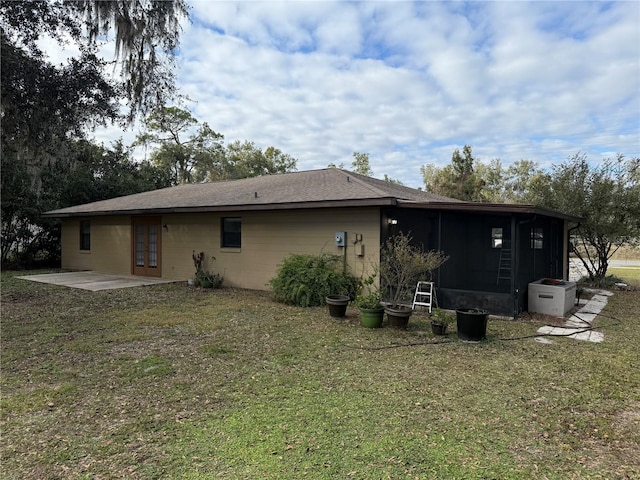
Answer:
474, 159, 547, 204
1, 0, 189, 122
1, 139, 170, 267
503, 160, 548, 204
383, 174, 404, 185
351, 152, 373, 176
328, 153, 400, 182
135, 108, 298, 183
1, 1, 188, 267
475, 159, 504, 203
135, 106, 225, 184
529, 153, 640, 282
446, 145, 485, 201
420, 164, 441, 194
220, 141, 297, 180
420, 145, 484, 201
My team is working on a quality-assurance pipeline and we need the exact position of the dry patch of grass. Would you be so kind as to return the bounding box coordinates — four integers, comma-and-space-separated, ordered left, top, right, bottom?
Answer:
2, 271, 639, 479
611, 245, 640, 261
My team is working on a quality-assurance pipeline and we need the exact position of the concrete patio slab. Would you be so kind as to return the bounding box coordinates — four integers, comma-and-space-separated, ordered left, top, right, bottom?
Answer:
16, 271, 177, 291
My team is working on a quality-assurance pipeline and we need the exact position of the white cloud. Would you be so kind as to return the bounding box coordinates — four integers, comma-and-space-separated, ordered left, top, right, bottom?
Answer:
85, 0, 639, 188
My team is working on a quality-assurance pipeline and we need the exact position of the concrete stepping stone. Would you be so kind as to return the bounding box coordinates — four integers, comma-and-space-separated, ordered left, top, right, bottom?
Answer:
536, 288, 610, 343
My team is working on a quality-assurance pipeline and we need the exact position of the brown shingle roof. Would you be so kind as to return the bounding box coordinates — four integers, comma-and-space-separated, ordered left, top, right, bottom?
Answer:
44, 168, 460, 217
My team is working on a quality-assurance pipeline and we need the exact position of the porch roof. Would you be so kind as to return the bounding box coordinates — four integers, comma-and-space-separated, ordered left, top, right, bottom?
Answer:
397, 200, 583, 222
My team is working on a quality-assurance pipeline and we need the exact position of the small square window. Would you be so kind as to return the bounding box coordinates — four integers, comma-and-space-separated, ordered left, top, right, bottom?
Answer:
80, 220, 91, 251
222, 217, 241, 248
531, 227, 543, 249
491, 228, 503, 248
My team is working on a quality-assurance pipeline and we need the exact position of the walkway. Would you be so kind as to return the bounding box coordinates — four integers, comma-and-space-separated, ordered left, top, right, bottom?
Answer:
536, 289, 612, 343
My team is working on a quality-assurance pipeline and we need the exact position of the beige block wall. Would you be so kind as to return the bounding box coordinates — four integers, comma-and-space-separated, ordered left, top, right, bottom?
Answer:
162, 207, 381, 290
61, 216, 131, 274
61, 207, 381, 290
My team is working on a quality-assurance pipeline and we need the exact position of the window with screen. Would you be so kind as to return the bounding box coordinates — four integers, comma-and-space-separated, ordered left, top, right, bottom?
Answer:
531, 227, 543, 249
80, 220, 91, 251
491, 227, 503, 248
222, 217, 241, 248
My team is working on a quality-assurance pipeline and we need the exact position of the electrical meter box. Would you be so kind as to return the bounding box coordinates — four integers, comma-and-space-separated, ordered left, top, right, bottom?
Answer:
335, 231, 346, 247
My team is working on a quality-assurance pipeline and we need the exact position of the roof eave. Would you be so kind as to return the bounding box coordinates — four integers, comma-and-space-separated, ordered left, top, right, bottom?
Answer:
397, 201, 583, 222
43, 198, 399, 218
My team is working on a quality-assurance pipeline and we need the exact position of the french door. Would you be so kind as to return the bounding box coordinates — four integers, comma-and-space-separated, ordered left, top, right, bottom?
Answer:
131, 216, 162, 277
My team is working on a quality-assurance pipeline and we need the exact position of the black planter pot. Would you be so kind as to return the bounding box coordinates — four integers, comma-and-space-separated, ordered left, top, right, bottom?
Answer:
456, 308, 489, 341
430, 321, 448, 336
385, 306, 412, 329
326, 295, 350, 318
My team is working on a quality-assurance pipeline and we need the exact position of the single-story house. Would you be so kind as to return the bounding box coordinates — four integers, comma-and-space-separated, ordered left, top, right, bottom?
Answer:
44, 168, 580, 317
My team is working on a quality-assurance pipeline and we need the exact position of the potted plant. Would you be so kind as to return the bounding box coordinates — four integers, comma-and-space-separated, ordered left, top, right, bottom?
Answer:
430, 308, 454, 335
379, 232, 449, 329
455, 308, 489, 341
325, 294, 350, 318
353, 273, 384, 328
324, 260, 359, 318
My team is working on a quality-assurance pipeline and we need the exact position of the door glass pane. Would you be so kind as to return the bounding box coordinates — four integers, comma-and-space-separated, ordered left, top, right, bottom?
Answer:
148, 225, 158, 268
136, 225, 145, 266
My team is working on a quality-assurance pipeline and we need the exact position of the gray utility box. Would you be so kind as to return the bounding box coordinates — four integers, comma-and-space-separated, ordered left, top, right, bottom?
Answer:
528, 279, 576, 316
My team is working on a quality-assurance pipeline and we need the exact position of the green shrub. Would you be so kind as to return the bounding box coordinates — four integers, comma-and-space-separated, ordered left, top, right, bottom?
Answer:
269, 253, 359, 307
581, 273, 626, 289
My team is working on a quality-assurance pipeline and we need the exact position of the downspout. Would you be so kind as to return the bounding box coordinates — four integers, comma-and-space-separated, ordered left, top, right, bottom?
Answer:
510, 215, 518, 319
437, 211, 442, 286
343, 234, 348, 274
513, 214, 537, 319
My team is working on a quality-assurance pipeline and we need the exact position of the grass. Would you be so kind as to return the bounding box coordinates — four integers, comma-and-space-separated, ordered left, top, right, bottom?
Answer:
608, 266, 640, 287
2, 271, 639, 479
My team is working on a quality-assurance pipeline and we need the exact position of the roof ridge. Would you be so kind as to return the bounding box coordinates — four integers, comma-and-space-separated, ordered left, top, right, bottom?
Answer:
332, 169, 394, 197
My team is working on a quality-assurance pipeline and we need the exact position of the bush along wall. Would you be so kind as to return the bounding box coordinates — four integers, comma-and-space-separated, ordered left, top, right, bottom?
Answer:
269, 253, 359, 307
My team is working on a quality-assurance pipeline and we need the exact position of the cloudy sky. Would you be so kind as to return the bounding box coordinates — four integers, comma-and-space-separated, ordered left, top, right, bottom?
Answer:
91, 0, 639, 188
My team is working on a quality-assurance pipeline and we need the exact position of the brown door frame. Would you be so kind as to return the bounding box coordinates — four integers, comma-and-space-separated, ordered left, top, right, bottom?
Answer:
131, 216, 162, 277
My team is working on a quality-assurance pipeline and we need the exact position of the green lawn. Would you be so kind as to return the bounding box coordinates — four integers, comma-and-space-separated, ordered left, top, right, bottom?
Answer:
2, 271, 639, 479
608, 266, 640, 286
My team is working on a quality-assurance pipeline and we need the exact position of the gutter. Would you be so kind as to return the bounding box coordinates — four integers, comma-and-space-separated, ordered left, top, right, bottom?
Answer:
43, 198, 399, 218
397, 201, 582, 223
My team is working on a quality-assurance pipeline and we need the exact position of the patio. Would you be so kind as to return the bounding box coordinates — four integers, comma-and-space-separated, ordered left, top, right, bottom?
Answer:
16, 271, 176, 291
